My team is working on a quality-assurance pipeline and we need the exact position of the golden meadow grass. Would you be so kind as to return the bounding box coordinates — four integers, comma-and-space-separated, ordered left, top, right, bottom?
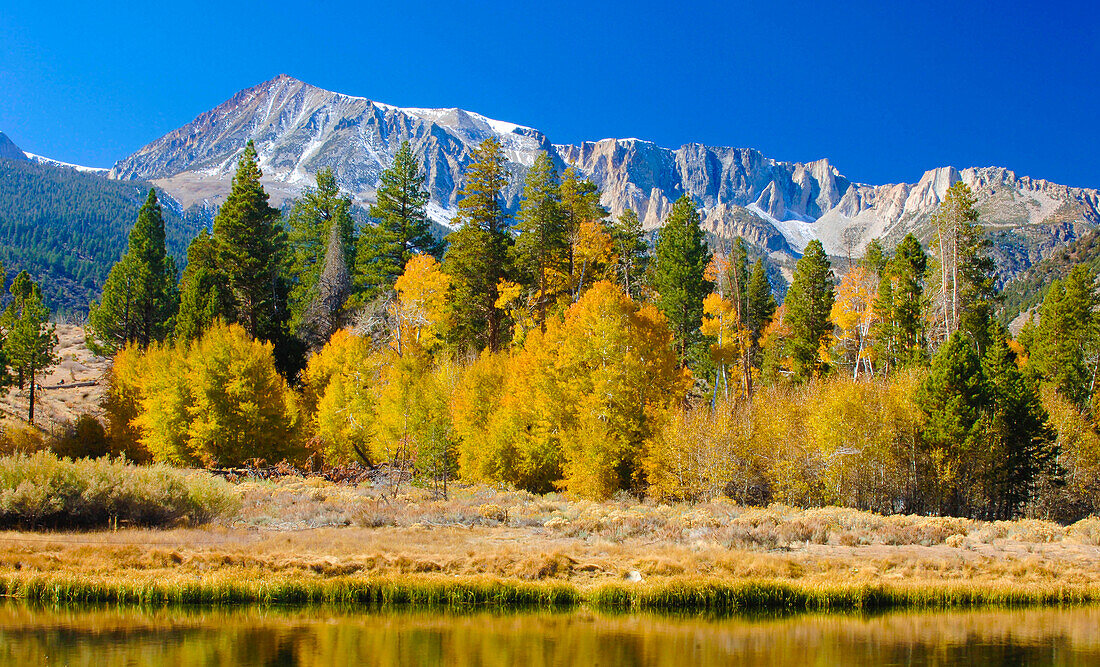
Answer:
3, 469, 1100, 613
2, 571, 1098, 613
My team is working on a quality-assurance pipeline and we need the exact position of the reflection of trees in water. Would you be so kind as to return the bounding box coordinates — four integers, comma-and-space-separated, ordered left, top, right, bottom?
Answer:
0, 606, 1097, 665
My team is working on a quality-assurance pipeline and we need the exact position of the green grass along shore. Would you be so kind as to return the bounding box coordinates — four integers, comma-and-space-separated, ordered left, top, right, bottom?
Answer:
3, 573, 1098, 613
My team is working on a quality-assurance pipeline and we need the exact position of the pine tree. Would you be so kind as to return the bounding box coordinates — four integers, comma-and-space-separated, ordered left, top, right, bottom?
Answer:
1, 272, 57, 423
745, 258, 777, 379
358, 141, 442, 296
860, 238, 889, 275
213, 141, 288, 343
286, 169, 355, 330
442, 137, 511, 352
515, 152, 566, 331
87, 189, 179, 354
746, 260, 776, 341
610, 208, 648, 300
785, 239, 835, 381
1030, 265, 1099, 406
652, 194, 712, 364
916, 331, 988, 515
872, 233, 928, 372
175, 230, 231, 342
892, 234, 929, 363
931, 182, 996, 351
982, 323, 1055, 519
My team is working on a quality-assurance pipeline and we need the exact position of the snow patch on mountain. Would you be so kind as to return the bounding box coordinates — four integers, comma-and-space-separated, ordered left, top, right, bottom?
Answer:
24, 152, 109, 174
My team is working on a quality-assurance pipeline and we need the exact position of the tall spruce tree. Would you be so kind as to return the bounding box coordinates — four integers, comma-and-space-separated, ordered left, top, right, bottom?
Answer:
514, 152, 566, 331
746, 259, 776, 363
892, 234, 929, 363
915, 331, 988, 515
610, 208, 648, 301
652, 195, 712, 364
87, 189, 178, 354
443, 137, 511, 352
872, 233, 928, 372
2, 272, 57, 423
785, 239, 835, 381
982, 323, 1055, 519
358, 141, 442, 296
286, 168, 356, 332
213, 141, 289, 343
175, 230, 232, 342
1029, 265, 1100, 407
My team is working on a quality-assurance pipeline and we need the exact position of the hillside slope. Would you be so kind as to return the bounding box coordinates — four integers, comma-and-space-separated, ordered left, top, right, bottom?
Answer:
0, 154, 203, 311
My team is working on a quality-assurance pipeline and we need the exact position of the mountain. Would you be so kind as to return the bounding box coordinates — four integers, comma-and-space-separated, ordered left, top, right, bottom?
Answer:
0, 133, 26, 162
111, 74, 557, 221
0, 153, 203, 311
1000, 227, 1100, 328
112, 74, 1100, 285
23, 152, 110, 174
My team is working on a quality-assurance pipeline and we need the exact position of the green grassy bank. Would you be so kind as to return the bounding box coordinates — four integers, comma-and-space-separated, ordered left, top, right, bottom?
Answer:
2, 573, 1097, 614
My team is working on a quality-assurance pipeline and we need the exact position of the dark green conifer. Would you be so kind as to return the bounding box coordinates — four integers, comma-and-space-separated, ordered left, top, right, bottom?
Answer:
1, 272, 56, 423
652, 194, 712, 364
213, 141, 289, 343
514, 152, 566, 330
175, 230, 232, 342
442, 137, 511, 353
286, 168, 356, 329
87, 189, 178, 354
357, 141, 442, 297
784, 239, 835, 381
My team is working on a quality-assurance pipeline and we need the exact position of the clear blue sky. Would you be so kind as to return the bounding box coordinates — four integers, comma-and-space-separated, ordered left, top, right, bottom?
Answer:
1, 0, 1097, 188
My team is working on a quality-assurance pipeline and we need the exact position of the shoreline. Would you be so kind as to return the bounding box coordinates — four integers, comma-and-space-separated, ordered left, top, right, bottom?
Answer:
3, 571, 1098, 613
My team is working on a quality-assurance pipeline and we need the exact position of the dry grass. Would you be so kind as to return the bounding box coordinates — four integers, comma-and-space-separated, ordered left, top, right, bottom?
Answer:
0, 324, 109, 431
1, 474, 1100, 610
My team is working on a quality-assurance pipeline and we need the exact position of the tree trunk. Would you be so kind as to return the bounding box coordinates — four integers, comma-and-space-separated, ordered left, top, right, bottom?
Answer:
27, 368, 35, 424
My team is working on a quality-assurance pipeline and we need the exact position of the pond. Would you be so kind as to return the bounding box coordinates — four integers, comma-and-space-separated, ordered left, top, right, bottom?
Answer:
0, 604, 1098, 665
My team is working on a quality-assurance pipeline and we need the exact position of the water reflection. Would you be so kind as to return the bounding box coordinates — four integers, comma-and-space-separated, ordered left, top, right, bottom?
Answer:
0, 604, 1097, 665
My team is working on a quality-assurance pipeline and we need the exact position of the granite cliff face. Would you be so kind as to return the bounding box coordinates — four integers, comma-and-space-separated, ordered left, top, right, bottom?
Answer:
112, 75, 1100, 279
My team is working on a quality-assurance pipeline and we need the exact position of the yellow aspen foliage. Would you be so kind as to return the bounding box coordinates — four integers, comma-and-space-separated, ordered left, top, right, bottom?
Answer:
102, 344, 151, 462
550, 281, 688, 499
117, 321, 301, 467
644, 400, 759, 502
371, 349, 457, 486
1042, 385, 1100, 510
183, 322, 301, 467
830, 265, 879, 378
803, 376, 917, 509
302, 328, 383, 464
450, 332, 562, 493
571, 220, 616, 297
760, 303, 792, 382
451, 281, 686, 499
450, 351, 516, 483
132, 341, 193, 465
392, 255, 451, 354
749, 383, 816, 505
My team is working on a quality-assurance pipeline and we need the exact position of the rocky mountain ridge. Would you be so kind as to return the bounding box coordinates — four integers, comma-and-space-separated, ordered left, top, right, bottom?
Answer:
110, 75, 1100, 279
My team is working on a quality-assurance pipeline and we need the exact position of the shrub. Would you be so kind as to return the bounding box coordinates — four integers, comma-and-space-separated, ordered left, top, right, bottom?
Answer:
0, 452, 241, 529
0, 426, 46, 456
51, 415, 112, 459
